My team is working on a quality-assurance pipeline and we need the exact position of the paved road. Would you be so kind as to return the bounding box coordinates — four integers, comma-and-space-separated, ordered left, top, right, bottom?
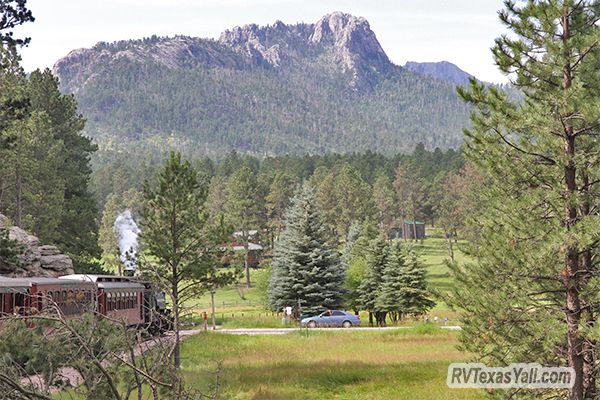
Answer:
215, 326, 462, 335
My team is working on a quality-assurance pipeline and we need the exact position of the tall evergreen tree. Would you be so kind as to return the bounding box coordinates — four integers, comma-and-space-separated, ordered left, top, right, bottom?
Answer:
225, 166, 262, 288
140, 152, 210, 370
357, 236, 389, 326
376, 240, 406, 323
0, 0, 34, 47
98, 193, 121, 274
394, 160, 425, 240
372, 172, 395, 234
268, 184, 345, 317
27, 69, 100, 271
449, 2, 600, 399
265, 171, 297, 243
398, 246, 434, 317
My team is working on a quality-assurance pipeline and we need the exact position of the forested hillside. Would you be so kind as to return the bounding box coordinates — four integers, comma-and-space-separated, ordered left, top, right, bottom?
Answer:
53, 12, 472, 156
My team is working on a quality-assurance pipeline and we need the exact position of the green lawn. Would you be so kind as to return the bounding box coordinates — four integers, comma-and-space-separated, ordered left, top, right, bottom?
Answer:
181, 327, 483, 400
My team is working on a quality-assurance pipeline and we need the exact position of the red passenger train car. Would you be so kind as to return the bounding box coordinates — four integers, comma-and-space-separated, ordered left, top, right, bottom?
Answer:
0, 276, 95, 317
60, 274, 146, 326
0, 274, 169, 332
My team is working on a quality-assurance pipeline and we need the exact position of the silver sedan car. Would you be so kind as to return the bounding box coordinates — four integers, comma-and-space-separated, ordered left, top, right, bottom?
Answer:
300, 310, 361, 328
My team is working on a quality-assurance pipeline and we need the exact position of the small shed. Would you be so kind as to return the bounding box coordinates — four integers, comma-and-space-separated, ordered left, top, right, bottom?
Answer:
400, 220, 426, 240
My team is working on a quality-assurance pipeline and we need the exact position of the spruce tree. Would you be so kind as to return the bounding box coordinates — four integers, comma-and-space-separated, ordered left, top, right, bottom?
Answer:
398, 246, 434, 317
357, 236, 389, 326
376, 240, 406, 323
268, 184, 344, 317
449, 2, 600, 399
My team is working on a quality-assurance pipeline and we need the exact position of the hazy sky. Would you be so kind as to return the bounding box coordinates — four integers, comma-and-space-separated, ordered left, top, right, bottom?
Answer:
15, 0, 509, 83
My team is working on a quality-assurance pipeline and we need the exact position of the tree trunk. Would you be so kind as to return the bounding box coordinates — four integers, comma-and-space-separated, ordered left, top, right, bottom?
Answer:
561, 12, 584, 400
172, 273, 181, 369
444, 231, 455, 261
244, 231, 251, 288
15, 161, 22, 228
210, 287, 216, 330
580, 172, 596, 398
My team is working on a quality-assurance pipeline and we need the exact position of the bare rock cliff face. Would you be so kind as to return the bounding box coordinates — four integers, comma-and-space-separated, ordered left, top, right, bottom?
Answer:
310, 12, 392, 90
0, 214, 74, 277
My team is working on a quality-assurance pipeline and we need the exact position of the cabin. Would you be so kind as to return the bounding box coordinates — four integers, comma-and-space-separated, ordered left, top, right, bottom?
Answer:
231, 242, 263, 267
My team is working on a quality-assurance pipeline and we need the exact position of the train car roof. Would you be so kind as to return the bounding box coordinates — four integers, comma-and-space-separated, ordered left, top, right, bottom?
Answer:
26, 277, 92, 286
59, 275, 144, 290
97, 282, 145, 290
60, 274, 137, 283
0, 276, 31, 293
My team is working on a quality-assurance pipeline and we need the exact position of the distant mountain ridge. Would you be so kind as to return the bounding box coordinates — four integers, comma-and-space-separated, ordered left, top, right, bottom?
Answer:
404, 61, 474, 85
52, 12, 473, 155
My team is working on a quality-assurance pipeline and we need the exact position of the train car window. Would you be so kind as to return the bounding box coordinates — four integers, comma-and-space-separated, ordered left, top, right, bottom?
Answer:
0, 293, 4, 314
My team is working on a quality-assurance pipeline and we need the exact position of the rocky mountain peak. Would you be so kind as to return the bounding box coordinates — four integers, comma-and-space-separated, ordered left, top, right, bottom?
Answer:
310, 12, 391, 89
217, 12, 392, 90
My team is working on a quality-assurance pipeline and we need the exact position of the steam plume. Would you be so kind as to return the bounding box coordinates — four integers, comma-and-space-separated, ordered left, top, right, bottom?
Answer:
114, 210, 140, 272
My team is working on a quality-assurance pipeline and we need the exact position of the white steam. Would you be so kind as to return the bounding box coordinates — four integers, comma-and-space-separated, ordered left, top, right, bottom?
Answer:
114, 210, 140, 272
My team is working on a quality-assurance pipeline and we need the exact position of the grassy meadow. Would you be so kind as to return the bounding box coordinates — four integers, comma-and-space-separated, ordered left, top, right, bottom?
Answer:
181, 326, 483, 400
175, 234, 480, 399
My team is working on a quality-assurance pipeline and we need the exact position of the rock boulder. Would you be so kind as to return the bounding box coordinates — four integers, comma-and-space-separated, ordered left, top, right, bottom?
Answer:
0, 214, 74, 277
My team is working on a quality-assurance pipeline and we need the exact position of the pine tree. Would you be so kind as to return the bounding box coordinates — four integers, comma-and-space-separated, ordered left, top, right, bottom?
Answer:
98, 193, 122, 274
225, 166, 263, 288
140, 152, 210, 369
372, 172, 395, 233
376, 240, 406, 323
27, 69, 100, 271
398, 246, 434, 317
268, 184, 345, 317
265, 171, 297, 243
394, 161, 425, 241
0, 0, 34, 47
357, 236, 389, 326
449, 2, 600, 399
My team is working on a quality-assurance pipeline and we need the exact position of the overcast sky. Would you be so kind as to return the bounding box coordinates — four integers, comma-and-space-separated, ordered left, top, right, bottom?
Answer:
15, 0, 509, 83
